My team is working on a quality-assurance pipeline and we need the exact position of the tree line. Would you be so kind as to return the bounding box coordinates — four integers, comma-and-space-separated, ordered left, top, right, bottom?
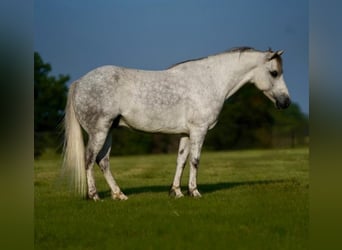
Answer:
34, 52, 308, 158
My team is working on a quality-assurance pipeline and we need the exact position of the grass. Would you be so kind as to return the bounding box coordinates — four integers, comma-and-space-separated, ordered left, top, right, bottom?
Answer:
35, 148, 309, 250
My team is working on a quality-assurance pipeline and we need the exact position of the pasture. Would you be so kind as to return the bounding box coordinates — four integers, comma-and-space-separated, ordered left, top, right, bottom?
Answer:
35, 148, 309, 250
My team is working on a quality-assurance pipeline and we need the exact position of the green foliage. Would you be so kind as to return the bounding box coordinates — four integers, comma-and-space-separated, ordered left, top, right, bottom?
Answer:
270, 103, 309, 147
111, 128, 154, 155
34, 52, 69, 131
35, 148, 309, 250
205, 84, 309, 150
34, 52, 70, 157
110, 128, 182, 155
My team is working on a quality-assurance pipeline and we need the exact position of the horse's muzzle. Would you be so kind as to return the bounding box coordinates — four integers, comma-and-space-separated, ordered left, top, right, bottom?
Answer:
275, 95, 291, 109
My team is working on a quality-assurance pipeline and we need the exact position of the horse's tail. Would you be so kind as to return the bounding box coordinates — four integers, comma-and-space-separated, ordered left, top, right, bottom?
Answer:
63, 83, 87, 198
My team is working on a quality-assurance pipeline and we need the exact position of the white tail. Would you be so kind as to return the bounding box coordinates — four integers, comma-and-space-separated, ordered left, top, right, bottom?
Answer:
63, 83, 87, 198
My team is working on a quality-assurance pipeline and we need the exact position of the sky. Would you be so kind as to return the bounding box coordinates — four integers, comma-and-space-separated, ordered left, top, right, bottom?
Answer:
34, 0, 308, 114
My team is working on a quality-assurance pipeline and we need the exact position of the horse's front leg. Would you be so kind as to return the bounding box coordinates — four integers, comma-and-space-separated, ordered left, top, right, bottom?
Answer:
188, 127, 207, 197
170, 136, 190, 198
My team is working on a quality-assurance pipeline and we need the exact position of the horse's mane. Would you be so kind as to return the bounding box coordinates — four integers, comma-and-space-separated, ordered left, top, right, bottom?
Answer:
167, 57, 207, 69
167, 46, 257, 69
224, 46, 256, 53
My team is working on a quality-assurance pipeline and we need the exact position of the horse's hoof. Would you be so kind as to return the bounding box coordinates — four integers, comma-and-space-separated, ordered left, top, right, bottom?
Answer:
91, 194, 101, 201
188, 189, 202, 198
112, 191, 128, 201
169, 186, 184, 198
170, 190, 184, 199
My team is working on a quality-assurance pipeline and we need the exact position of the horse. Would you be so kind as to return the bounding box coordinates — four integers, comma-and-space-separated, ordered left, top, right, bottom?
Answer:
63, 47, 291, 201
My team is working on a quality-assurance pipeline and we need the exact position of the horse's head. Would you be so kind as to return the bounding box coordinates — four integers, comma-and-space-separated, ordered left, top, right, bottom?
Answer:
251, 50, 291, 109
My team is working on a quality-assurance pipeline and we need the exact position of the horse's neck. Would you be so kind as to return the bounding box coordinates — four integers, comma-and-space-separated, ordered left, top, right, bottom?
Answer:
209, 52, 263, 100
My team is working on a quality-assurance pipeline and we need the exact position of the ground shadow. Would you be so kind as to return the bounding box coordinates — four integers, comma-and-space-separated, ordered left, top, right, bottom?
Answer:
199, 179, 291, 193
98, 179, 289, 199
98, 185, 166, 198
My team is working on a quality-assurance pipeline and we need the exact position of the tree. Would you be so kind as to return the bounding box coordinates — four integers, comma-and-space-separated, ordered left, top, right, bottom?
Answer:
205, 84, 308, 150
270, 103, 309, 147
34, 52, 70, 157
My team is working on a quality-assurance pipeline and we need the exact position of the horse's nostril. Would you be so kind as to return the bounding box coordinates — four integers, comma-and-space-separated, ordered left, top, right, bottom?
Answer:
276, 96, 291, 109
284, 97, 291, 108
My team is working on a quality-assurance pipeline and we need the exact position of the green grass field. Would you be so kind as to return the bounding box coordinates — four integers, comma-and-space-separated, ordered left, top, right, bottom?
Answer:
35, 148, 309, 250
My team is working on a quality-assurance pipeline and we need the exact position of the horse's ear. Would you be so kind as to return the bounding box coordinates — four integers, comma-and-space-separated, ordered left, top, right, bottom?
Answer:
276, 50, 284, 56
267, 50, 284, 61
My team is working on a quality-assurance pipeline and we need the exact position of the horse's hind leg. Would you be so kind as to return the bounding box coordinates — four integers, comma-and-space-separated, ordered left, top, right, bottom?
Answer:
84, 116, 116, 201
85, 129, 109, 201
96, 132, 127, 200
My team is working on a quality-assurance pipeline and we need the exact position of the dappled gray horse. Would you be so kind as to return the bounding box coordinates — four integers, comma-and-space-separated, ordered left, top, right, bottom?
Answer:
63, 47, 290, 201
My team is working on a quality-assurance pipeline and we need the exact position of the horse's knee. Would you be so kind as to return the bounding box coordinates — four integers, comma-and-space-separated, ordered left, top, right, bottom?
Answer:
98, 157, 110, 172
191, 157, 200, 169
85, 150, 95, 170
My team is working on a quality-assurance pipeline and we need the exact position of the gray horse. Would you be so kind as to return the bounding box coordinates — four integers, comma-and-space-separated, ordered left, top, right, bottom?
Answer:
63, 47, 290, 201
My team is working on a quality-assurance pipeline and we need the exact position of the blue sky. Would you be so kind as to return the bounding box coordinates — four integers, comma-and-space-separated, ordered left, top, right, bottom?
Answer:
35, 0, 308, 114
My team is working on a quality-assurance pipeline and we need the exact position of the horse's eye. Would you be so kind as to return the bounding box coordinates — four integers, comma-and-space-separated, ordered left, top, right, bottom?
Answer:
270, 70, 278, 78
